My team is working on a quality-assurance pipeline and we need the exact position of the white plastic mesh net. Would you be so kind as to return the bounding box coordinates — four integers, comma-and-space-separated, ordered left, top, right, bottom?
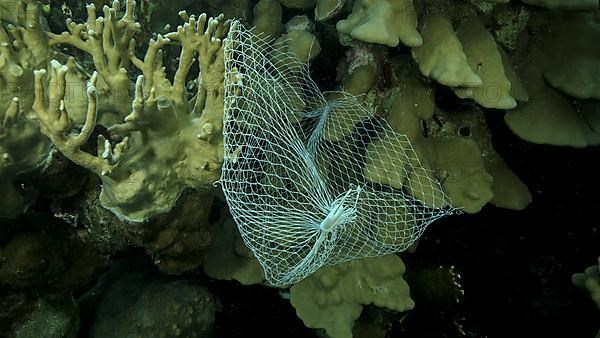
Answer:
221, 22, 455, 287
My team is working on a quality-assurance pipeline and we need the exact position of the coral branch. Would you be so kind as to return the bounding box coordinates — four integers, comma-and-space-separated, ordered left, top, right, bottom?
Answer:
33, 60, 127, 176
48, 1, 141, 115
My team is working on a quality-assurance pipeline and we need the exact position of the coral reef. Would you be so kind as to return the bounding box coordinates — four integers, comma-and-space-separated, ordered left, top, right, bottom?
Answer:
34, 4, 228, 221
505, 10, 600, 147
412, 13, 482, 89
0, 0, 598, 337
452, 17, 517, 109
290, 254, 414, 338
0, 98, 50, 218
0, 0, 52, 218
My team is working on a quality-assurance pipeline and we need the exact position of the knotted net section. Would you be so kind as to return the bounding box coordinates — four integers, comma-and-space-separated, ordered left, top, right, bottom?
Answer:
221, 22, 455, 287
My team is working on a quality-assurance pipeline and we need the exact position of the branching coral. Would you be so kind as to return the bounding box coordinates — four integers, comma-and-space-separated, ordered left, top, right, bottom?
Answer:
47, 0, 140, 117
0, 0, 51, 218
0, 0, 50, 116
34, 6, 229, 222
0, 99, 49, 218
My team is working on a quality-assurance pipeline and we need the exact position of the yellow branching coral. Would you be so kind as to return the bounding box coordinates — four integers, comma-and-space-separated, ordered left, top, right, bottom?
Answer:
34, 9, 230, 222
0, 0, 51, 218
0, 98, 50, 218
1, 0, 44, 28
48, 0, 140, 117
0, 0, 50, 118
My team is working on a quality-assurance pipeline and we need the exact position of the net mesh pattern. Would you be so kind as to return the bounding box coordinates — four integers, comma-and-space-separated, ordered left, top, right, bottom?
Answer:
221, 22, 455, 286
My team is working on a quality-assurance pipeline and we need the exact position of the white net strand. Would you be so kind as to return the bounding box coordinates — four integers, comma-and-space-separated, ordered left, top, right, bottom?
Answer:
221, 22, 455, 287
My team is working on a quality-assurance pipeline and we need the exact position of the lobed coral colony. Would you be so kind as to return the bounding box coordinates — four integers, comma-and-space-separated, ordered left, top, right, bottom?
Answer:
0, 0, 599, 337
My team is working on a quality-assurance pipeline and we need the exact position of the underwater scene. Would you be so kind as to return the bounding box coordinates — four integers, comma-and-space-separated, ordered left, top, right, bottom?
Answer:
0, 0, 599, 337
